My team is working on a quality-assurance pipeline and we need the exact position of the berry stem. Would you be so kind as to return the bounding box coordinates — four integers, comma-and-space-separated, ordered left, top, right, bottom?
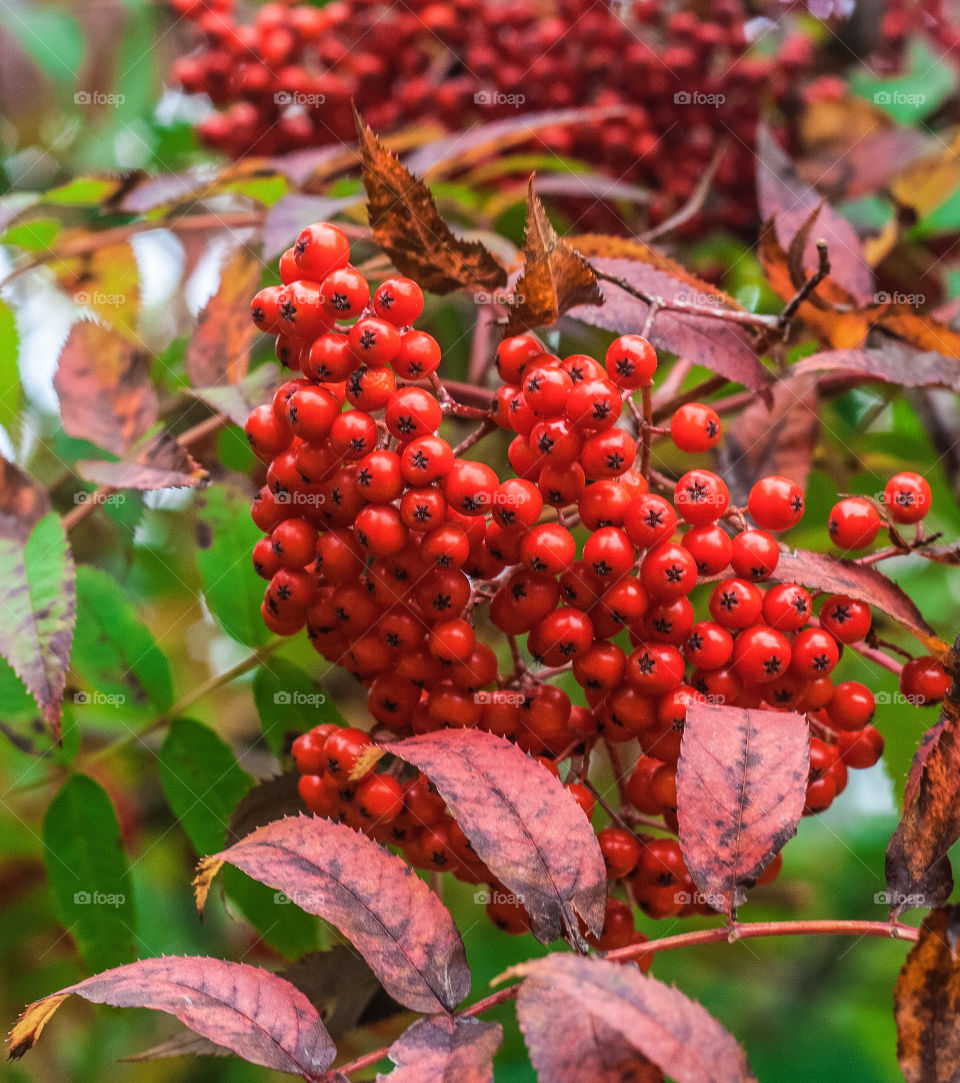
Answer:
640, 385, 653, 479
603, 738, 631, 807
651, 374, 726, 423
453, 418, 495, 456
581, 776, 637, 834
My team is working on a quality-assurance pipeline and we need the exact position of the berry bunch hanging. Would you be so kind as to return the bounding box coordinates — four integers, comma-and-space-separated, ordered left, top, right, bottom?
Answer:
246, 221, 947, 941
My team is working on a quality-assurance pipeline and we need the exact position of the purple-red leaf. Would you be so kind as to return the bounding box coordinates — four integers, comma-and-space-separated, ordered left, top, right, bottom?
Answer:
793, 343, 960, 393
384, 729, 606, 945
376, 1015, 501, 1083
677, 702, 809, 916
511, 954, 755, 1083
185, 246, 261, 387
8, 956, 335, 1078
194, 815, 470, 1013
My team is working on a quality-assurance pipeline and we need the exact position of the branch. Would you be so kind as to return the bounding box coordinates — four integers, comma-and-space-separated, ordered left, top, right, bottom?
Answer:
776, 239, 830, 332
639, 137, 727, 243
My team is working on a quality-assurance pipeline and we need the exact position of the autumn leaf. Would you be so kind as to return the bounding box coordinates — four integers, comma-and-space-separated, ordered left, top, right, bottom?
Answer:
54, 320, 158, 456
505, 177, 602, 334
355, 110, 506, 295
879, 311, 960, 362
895, 906, 960, 1082
889, 130, 960, 221
0, 457, 50, 540
8, 956, 336, 1078
510, 954, 755, 1083
53, 240, 141, 341
78, 430, 207, 491
226, 771, 304, 845
793, 342, 960, 393
677, 702, 809, 916
383, 728, 606, 946
194, 815, 470, 1013
185, 245, 261, 387
189, 363, 281, 427
376, 1015, 502, 1083
885, 635, 960, 918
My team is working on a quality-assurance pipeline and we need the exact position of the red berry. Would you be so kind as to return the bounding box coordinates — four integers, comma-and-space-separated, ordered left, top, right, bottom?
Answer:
828, 497, 880, 551
748, 475, 804, 532
639, 542, 698, 601
900, 656, 951, 705
294, 222, 350, 280
730, 529, 779, 581
604, 334, 657, 389
373, 276, 424, 326
826, 681, 875, 731
732, 625, 791, 683
320, 266, 369, 319
671, 402, 721, 452
709, 577, 763, 629
819, 595, 871, 644
674, 469, 729, 526
883, 472, 931, 524
762, 583, 811, 632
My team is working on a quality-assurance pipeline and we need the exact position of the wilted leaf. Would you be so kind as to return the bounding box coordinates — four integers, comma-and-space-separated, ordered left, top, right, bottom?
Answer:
383, 728, 606, 945
895, 906, 960, 1083
189, 363, 281, 427
8, 956, 336, 1077
677, 702, 808, 916
0, 457, 50, 540
226, 772, 304, 845
376, 1015, 501, 1083
905, 718, 947, 810
356, 112, 506, 295
773, 549, 946, 656
195, 815, 470, 1013
886, 636, 960, 918
0, 513, 75, 736
793, 342, 960, 393
511, 954, 755, 1083
54, 241, 141, 340
78, 430, 207, 492
186, 246, 261, 387
42, 774, 137, 971
505, 177, 602, 334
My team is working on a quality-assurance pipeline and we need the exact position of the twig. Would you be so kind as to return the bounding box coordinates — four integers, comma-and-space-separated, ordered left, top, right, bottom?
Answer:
776, 240, 830, 332
640, 385, 653, 479
651, 374, 727, 423
639, 138, 728, 243
453, 419, 495, 456
603, 738, 631, 806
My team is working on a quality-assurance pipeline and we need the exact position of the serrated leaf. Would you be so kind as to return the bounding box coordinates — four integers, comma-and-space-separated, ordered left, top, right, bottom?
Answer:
252, 659, 345, 758
793, 342, 960, 393
42, 775, 136, 971
0, 513, 75, 737
78, 430, 207, 491
185, 246, 261, 388
377, 1015, 501, 1083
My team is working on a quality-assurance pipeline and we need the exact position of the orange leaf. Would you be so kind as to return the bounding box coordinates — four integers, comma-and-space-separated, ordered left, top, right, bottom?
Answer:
185, 245, 261, 387
880, 311, 960, 361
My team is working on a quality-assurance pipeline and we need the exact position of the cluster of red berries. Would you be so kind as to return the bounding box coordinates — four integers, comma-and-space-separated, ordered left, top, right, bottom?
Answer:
245, 221, 947, 938
170, 0, 818, 232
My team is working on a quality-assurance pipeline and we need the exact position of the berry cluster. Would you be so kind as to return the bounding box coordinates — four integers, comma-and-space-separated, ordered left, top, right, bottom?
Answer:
246, 221, 947, 940
170, 0, 816, 233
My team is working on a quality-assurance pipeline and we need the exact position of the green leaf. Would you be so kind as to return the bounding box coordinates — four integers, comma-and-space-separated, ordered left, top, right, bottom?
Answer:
43, 775, 137, 971
0, 300, 21, 439
5, 8, 82, 84
195, 487, 271, 648
44, 177, 121, 206
252, 659, 345, 758
0, 514, 75, 736
0, 217, 60, 251
159, 718, 254, 854
222, 865, 319, 959
851, 39, 954, 125
71, 566, 172, 717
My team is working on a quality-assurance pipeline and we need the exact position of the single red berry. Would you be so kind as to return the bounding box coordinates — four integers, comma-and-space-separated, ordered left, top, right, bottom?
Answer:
748, 475, 805, 532
900, 656, 951, 705
709, 577, 763, 629
828, 497, 880, 551
393, 330, 442, 379
826, 681, 875, 731
293, 221, 350, 280
819, 594, 871, 644
373, 276, 424, 326
883, 472, 931, 524
324, 727, 373, 778
671, 402, 721, 453
762, 583, 811, 632
732, 625, 791, 683
496, 333, 545, 383
730, 529, 779, 581
640, 542, 698, 601
837, 724, 884, 768
320, 265, 369, 319
674, 469, 729, 526
356, 774, 405, 824
684, 620, 734, 669
604, 334, 657, 389
681, 524, 732, 576
348, 316, 402, 367
520, 523, 577, 575
624, 494, 678, 549
789, 627, 840, 678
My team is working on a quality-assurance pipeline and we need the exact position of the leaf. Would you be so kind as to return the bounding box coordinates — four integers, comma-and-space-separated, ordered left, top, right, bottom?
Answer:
880, 311, 960, 362
510, 954, 755, 1083
356, 111, 507, 295
376, 1015, 502, 1083
895, 905, 960, 1082
676, 702, 808, 916
383, 728, 606, 945
8, 956, 336, 1078
185, 246, 261, 388
0, 457, 51, 540
756, 125, 873, 305
189, 362, 281, 427
54, 320, 158, 456
226, 772, 304, 845
72, 565, 173, 715
159, 718, 254, 854
773, 549, 947, 656
853, 38, 955, 126
252, 659, 345, 759
0, 513, 75, 737
889, 130, 960, 220
793, 342, 960, 393
505, 177, 602, 334
0, 299, 22, 438
264, 195, 359, 260
194, 815, 470, 1014
54, 241, 141, 341
568, 257, 767, 390
195, 485, 271, 648
904, 718, 946, 810
885, 636, 960, 918
719, 371, 819, 497
78, 430, 207, 491
42, 775, 137, 971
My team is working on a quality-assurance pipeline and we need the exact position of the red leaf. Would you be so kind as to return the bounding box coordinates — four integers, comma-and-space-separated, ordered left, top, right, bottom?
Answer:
886, 636, 960, 917
773, 549, 947, 656
895, 906, 960, 1082
54, 320, 158, 456
194, 815, 470, 1013
78, 430, 207, 491
377, 1015, 501, 1083
8, 956, 336, 1078
793, 343, 960, 393
904, 718, 946, 810
511, 954, 755, 1083
677, 702, 809, 916
383, 729, 606, 945
756, 125, 873, 305
0, 458, 50, 542
185, 246, 261, 387
567, 258, 767, 390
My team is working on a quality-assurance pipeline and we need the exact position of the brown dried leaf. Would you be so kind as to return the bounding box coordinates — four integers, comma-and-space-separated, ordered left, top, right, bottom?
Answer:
886, 636, 960, 918
186, 246, 261, 387
793, 342, 960, 393
879, 311, 960, 362
376, 1015, 501, 1083
8, 956, 336, 1076
195, 815, 470, 1013
54, 320, 158, 456
78, 430, 207, 492
895, 905, 960, 1082
505, 177, 602, 334
904, 718, 947, 811
677, 702, 809, 916
54, 241, 141, 341
384, 729, 605, 946
510, 954, 755, 1083
356, 111, 506, 295
0, 458, 50, 542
